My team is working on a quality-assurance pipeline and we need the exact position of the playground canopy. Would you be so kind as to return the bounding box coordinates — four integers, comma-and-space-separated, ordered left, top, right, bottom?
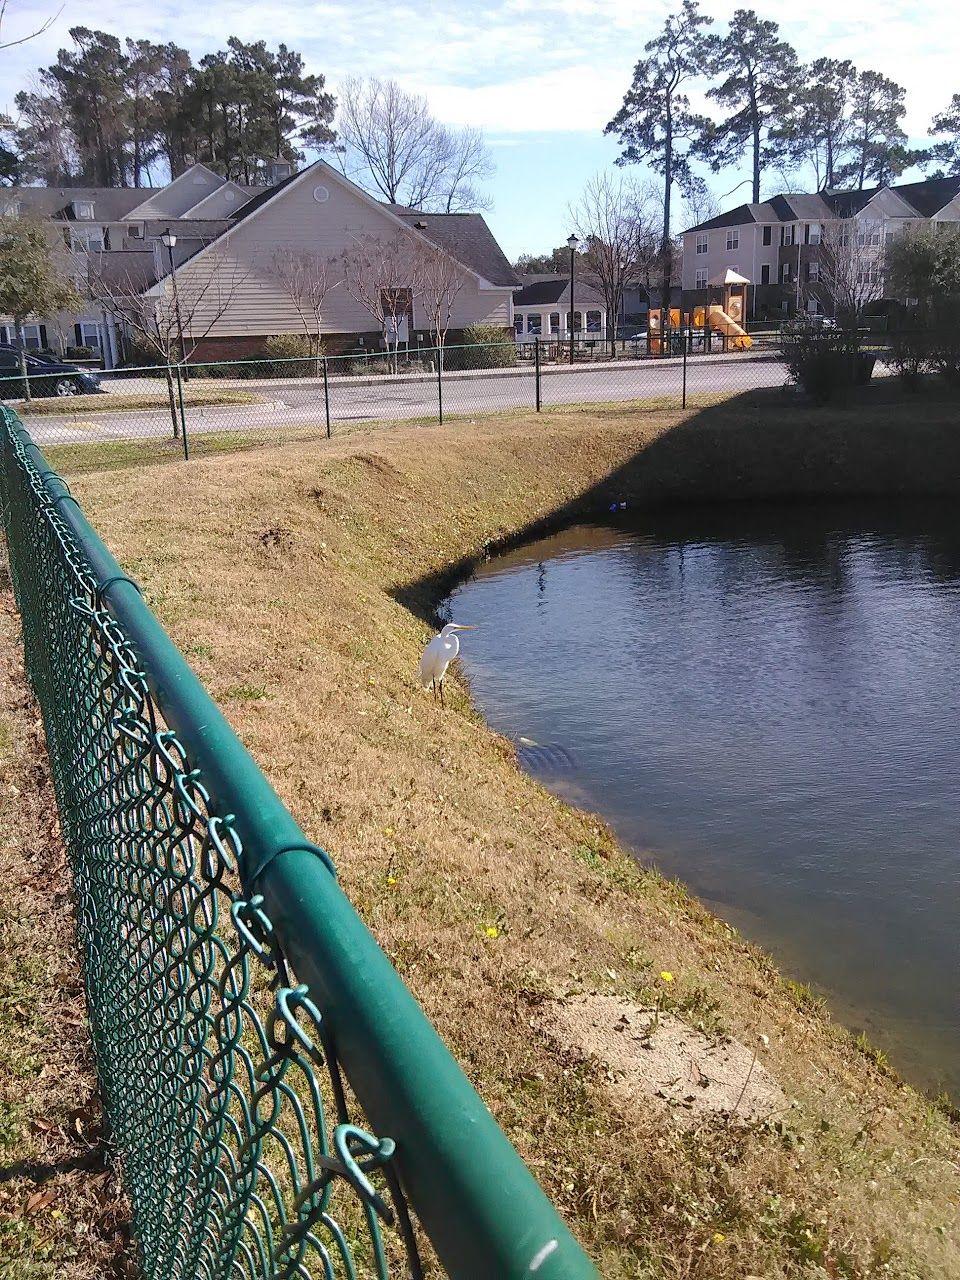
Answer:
708, 269, 751, 286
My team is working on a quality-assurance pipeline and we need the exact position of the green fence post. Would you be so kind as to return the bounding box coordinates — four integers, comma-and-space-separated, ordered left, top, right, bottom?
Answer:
535, 336, 541, 411
323, 356, 331, 439
175, 363, 189, 460
682, 331, 688, 410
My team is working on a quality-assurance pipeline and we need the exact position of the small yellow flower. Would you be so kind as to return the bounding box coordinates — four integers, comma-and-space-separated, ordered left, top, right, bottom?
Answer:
386, 875, 397, 887
711, 1232, 726, 1245
484, 926, 500, 939
659, 970, 674, 983
383, 827, 395, 838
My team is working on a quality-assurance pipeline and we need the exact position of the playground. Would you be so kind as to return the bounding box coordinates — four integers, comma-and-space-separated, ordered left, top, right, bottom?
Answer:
647, 268, 754, 354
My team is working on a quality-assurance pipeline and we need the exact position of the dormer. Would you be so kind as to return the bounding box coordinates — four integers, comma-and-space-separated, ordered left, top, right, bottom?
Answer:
266, 159, 293, 185
72, 199, 95, 220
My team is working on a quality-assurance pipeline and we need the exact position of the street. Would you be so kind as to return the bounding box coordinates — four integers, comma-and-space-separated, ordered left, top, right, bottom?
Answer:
18, 353, 791, 447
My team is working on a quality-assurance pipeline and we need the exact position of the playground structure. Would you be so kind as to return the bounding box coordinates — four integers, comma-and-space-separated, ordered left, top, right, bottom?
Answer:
648, 269, 753, 354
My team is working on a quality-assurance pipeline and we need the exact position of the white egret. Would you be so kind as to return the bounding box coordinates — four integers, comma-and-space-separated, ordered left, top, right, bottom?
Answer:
419, 623, 475, 706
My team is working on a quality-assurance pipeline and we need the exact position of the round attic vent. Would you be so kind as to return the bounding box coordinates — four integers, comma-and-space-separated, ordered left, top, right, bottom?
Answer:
224, 190, 236, 203
313, 185, 330, 204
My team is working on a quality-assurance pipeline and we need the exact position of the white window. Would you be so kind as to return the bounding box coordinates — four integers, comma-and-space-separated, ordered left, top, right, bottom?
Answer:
71, 230, 104, 252
696, 232, 708, 255
2, 200, 21, 217
19, 323, 44, 349
780, 263, 791, 284
808, 262, 820, 282
586, 309, 602, 333
781, 225, 794, 246
527, 313, 542, 335
726, 229, 739, 251
695, 268, 708, 289
549, 312, 560, 334
75, 322, 101, 351
566, 311, 583, 331
807, 224, 821, 245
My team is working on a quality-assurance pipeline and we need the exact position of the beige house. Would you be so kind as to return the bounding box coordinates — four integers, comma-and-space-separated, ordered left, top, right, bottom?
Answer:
143, 160, 519, 360
2, 159, 518, 364
0, 163, 265, 363
681, 174, 960, 321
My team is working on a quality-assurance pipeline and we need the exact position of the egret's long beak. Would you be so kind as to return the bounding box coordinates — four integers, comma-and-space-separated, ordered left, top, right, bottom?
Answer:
453, 624, 477, 631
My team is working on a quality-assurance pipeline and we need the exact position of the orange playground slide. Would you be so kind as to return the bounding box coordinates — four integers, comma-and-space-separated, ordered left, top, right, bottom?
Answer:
706, 304, 753, 350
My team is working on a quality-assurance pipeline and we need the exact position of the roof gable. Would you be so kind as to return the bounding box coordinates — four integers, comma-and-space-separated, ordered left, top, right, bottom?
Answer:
125, 164, 226, 219
891, 174, 960, 217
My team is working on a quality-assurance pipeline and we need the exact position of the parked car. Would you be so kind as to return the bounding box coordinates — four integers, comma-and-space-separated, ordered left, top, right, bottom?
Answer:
0, 345, 103, 398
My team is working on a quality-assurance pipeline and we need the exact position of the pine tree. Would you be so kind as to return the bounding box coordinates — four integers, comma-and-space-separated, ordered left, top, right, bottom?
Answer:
605, 0, 713, 312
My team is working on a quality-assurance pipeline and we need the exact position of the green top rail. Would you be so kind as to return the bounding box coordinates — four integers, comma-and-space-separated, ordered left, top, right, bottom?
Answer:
0, 407, 597, 1280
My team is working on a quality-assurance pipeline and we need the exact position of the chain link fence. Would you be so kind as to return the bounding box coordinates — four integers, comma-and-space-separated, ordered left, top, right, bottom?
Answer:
2, 332, 920, 473
0, 403, 597, 1280
0, 336, 801, 471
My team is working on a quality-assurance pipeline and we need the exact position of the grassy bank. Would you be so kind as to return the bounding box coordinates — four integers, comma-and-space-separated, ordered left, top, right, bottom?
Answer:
48, 395, 960, 1276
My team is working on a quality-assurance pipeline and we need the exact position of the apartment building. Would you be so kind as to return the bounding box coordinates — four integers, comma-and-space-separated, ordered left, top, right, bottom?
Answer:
681, 175, 960, 321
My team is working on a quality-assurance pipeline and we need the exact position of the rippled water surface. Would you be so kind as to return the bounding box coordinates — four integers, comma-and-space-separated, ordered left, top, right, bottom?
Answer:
446, 502, 960, 1095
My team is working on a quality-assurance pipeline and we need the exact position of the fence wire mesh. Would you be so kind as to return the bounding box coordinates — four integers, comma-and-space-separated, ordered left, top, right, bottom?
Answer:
0, 405, 597, 1280
2, 335, 805, 473
1, 331, 909, 475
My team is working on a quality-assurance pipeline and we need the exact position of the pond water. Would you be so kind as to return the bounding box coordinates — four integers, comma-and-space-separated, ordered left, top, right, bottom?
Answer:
445, 501, 960, 1097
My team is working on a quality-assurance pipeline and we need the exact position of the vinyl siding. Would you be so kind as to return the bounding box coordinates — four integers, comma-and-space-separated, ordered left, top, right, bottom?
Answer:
162, 169, 513, 339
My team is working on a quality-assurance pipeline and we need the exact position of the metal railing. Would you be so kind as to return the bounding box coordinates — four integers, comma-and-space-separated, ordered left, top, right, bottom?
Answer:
0, 403, 597, 1280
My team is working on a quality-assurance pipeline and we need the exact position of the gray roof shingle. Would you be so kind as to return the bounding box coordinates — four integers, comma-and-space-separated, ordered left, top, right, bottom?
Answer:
393, 210, 521, 287
512, 273, 605, 307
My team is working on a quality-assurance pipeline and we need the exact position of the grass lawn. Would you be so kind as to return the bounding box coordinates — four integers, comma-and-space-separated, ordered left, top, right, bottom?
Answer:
15, 388, 262, 416
47, 395, 960, 1278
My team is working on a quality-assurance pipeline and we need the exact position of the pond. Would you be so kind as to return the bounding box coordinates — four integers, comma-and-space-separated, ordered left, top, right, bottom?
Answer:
445, 501, 960, 1098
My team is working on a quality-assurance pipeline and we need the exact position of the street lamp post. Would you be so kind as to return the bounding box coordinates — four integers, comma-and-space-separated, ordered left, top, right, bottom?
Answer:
567, 233, 578, 366
161, 228, 186, 365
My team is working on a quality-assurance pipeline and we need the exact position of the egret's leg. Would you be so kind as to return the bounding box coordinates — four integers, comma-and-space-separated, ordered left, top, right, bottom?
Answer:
432, 678, 437, 701
439, 679, 445, 708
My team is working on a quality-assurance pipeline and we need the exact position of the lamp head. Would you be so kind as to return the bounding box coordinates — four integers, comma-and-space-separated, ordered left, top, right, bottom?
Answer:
161, 228, 177, 249
566, 234, 578, 251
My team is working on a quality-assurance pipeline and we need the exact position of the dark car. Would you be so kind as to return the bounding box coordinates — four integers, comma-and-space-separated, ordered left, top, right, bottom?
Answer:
0, 345, 103, 398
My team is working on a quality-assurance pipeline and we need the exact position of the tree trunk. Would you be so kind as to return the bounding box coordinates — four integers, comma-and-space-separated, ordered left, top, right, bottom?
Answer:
16, 324, 31, 404
164, 366, 181, 439
662, 111, 673, 318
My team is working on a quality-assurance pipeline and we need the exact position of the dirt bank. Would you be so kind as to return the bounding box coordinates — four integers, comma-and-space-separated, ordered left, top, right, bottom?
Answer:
65, 394, 960, 1279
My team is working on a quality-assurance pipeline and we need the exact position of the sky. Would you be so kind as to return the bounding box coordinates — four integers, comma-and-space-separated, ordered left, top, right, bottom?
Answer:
1, 0, 956, 259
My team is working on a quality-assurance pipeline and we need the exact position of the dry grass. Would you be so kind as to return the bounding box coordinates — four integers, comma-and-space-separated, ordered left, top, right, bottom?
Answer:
17, 388, 261, 415
0, 585, 132, 1279
42, 399, 960, 1276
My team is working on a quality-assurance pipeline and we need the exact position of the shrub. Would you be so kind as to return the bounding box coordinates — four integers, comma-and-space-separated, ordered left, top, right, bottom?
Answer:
888, 327, 933, 391
779, 321, 866, 404
262, 333, 323, 378
445, 324, 517, 370
64, 345, 94, 360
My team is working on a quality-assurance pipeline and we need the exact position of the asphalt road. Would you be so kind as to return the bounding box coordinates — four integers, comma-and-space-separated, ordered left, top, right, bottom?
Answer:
19, 354, 791, 447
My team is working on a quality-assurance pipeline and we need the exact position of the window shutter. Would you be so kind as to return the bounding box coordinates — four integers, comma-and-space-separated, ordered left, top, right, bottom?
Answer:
39, 325, 48, 348
75, 324, 83, 346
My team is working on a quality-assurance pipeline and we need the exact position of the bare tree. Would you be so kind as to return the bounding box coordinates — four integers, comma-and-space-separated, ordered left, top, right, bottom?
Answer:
336, 77, 493, 212
412, 238, 466, 367
268, 246, 341, 370
89, 251, 246, 438
813, 219, 885, 326
570, 174, 661, 356
0, 0, 62, 50
339, 232, 425, 372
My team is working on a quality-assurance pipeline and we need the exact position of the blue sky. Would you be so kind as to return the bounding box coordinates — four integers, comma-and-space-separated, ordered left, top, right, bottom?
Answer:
2, 0, 955, 258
